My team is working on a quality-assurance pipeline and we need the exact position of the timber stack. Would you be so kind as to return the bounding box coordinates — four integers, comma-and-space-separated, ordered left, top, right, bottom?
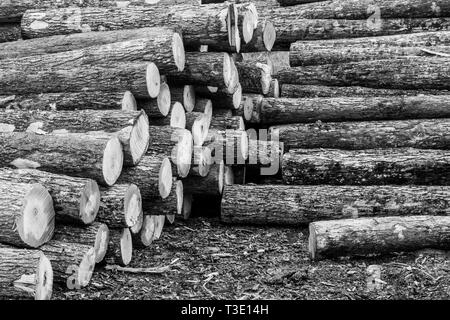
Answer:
0, 0, 449, 300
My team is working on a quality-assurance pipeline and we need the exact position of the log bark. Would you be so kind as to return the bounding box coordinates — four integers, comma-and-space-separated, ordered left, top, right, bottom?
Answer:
0, 168, 100, 226
0, 132, 124, 186
195, 83, 242, 110
144, 180, 183, 216
207, 129, 249, 165
21, 4, 236, 52
0, 181, 54, 248
290, 31, 450, 67
240, 21, 276, 52
0, 62, 161, 99
221, 184, 450, 226
0, 91, 136, 111
0, 109, 150, 166
277, 57, 450, 90
53, 223, 109, 264
270, 119, 450, 151
40, 240, 96, 289
105, 228, 133, 267
98, 184, 142, 229
236, 3, 258, 43
245, 95, 450, 125
280, 84, 450, 98
148, 102, 186, 128
235, 61, 272, 94
282, 148, 450, 186
137, 82, 172, 118
247, 139, 284, 171
183, 163, 225, 195
0, 23, 21, 42
309, 216, 450, 260
171, 85, 196, 113
0, 247, 52, 300
210, 109, 245, 130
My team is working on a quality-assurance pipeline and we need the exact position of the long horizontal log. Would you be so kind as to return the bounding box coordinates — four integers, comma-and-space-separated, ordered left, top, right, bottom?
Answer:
246, 95, 450, 125
283, 148, 450, 185
0, 132, 123, 186
0, 181, 54, 248
0, 23, 21, 42
0, 168, 100, 225
290, 31, 450, 67
0, 62, 161, 99
270, 119, 450, 151
21, 4, 237, 52
309, 216, 450, 260
105, 228, 133, 267
0, 91, 137, 111
277, 57, 450, 90
221, 184, 450, 226
0, 247, 52, 300
0, 109, 150, 166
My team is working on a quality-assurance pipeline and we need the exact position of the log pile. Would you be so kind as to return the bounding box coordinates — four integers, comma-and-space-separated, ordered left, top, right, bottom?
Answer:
1, 0, 450, 300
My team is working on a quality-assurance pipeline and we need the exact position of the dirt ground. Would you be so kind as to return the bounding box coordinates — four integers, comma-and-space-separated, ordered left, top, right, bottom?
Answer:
54, 217, 450, 300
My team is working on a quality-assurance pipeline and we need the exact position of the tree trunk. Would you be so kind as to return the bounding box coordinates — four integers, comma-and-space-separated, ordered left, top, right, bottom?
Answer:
235, 61, 272, 94
21, 4, 236, 52
0, 168, 100, 226
280, 84, 450, 98
0, 181, 54, 248
0, 247, 52, 300
171, 85, 196, 113
40, 240, 96, 289
53, 223, 109, 264
144, 180, 183, 216
309, 216, 450, 260
183, 163, 225, 195
246, 95, 450, 125
98, 184, 142, 229
0, 61, 161, 99
105, 228, 133, 267
0, 23, 21, 42
0, 132, 123, 186
195, 84, 242, 110
277, 57, 450, 90
221, 184, 450, 226
0, 91, 136, 111
282, 148, 450, 186
0, 109, 150, 166
271, 118, 450, 151
290, 31, 450, 67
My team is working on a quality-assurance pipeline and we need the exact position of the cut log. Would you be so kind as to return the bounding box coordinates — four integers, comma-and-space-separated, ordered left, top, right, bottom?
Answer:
190, 146, 213, 178
0, 247, 52, 300
149, 102, 186, 128
282, 148, 450, 186
167, 52, 239, 94
0, 23, 21, 42
171, 85, 196, 113
236, 94, 263, 122
207, 129, 249, 164
40, 240, 95, 289
193, 99, 213, 119
186, 113, 211, 146
0, 62, 161, 99
195, 84, 242, 110
53, 223, 109, 264
0, 168, 100, 225
118, 154, 173, 200
270, 119, 450, 151
245, 95, 450, 125
0, 91, 137, 111
280, 84, 450, 98
137, 82, 171, 118
105, 228, 133, 267
21, 4, 237, 52
182, 193, 193, 220
309, 216, 450, 260
147, 127, 193, 178
0, 132, 123, 186
221, 184, 450, 226
265, 79, 280, 98
0, 181, 54, 248
0, 109, 150, 166
152, 215, 166, 241
236, 3, 258, 43
240, 21, 276, 52
235, 61, 271, 95
98, 184, 142, 229
247, 139, 284, 172
183, 162, 225, 195
132, 215, 156, 248
144, 180, 183, 216
290, 31, 450, 67
210, 110, 245, 130
277, 57, 450, 90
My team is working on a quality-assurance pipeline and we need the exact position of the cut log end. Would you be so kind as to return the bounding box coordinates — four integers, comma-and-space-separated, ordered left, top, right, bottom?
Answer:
159, 157, 174, 199
94, 223, 109, 263
102, 137, 124, 186
223, 53, 233, 91
157, 82, 172, 117
238, 116, 245, 131
120, 228, 133, 266
243, 11, 255, 44
218, 161, 225, 195
263, 21, 276, 52
308, 223, 317, 260
192, 114, 210, 147
166, 214, 175, 224
170, 102, 187, 129
182, 193, 193, 220
240, 130, 249, 161
225, 166, 234, 186
35, 252, 53, 301
79, 179, 100, 225
130, 112, 150, 165
153, 215, 165, 241
146, 63, 161, 98
172, 32, 185, 72
136, 215, 156, 247
176, 130, 194, 178
233, 83, 243, 109
18, 184, 55, 248
121, 91, 137, 111
183, 85, 196, 112
198, 147, 212, 177
124, 184, 143, 229
78, 247, 96, 288
270, 79, 280, 98
243, 97, 254, 121
175, 180, 184, 216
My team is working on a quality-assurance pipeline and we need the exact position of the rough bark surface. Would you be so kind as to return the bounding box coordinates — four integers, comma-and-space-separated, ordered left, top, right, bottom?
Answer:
235, 61, 272, 94
0, 23, 21, 42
